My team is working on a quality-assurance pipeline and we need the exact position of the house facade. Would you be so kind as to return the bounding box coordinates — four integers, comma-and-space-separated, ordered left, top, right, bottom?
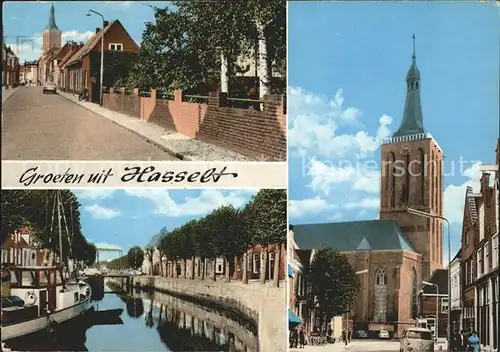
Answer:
450, 250, 462, 332
417, 269, 449, 338
1, 226, 45, 267
3, 44, 20, 87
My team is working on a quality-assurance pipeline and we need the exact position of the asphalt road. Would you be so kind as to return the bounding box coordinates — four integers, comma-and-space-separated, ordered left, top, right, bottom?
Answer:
1, 87, 178, 160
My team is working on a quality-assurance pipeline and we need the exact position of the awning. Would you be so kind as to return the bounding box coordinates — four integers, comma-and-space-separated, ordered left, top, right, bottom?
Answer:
288, 264, 293, 278
289, 308, 302, 328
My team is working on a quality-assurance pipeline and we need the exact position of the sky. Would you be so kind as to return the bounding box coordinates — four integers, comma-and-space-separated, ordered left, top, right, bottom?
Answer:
73, 189, 258, 261
2, 1, 170, 62
288, 2, 500, 262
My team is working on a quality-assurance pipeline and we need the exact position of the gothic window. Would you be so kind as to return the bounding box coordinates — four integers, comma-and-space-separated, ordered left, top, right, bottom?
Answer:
418, 149, 425, 205
388, 153, 396, 208
416, 82, 419, 90
374, 267, 388, 322
410, 267, 418, 318
404, 154, 410, 203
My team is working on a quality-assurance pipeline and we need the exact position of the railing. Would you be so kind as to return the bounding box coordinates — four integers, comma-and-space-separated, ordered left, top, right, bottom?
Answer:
156, 91, 174, 101
139, 90, 151, 98
182, 94, 209, 104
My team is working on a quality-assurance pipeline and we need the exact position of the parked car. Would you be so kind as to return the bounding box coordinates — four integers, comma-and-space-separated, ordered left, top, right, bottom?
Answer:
379, 329, 390, 339
356, 330, 369, 339
400, 327, 434, 352
82, 268, 101, 276
43, 81, 57, 94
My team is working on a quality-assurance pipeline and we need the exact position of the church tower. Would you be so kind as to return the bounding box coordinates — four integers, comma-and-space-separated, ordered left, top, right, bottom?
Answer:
379, 36, 444, 280
42, 3, 62, 52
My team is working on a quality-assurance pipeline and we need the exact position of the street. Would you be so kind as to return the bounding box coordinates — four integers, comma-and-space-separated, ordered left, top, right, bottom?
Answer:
290, 340, 401, 352
1, 87, 178, 160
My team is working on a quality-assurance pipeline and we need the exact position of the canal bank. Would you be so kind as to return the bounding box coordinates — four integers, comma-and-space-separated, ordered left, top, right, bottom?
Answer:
126, 276, 286, 352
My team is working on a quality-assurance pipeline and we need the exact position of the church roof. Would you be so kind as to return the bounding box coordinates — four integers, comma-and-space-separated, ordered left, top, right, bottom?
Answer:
44, 3, 60, 31
393, 34, 425, 138
292, 219, 417, 253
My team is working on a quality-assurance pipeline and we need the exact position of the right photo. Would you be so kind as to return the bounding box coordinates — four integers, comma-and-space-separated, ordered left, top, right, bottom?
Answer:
287, 2, 499, 352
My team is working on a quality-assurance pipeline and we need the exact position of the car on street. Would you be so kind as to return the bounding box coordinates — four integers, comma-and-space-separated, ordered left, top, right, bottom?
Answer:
400, 327, 434, 352
82, 268, 101, 276
43, 81, 57, 94
356, 330, 369, 339
379, 329, 390, 339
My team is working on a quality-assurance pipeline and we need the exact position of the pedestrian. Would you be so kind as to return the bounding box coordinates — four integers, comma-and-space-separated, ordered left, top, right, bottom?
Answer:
292, 328, 299, 348
467, 331, 480, 352
451, 331, 461, 351
460, 330, 468, 351
298, 327, 305, 348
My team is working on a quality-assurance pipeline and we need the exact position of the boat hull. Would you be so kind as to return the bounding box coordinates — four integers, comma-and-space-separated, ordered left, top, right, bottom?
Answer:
1, 291, 91, 341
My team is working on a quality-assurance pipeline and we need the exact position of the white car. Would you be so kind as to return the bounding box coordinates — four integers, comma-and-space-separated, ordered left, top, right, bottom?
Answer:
400, 327, 434, 352
82, 268, 101, 276
43, 81, 57, 94
379, 329, 390, 339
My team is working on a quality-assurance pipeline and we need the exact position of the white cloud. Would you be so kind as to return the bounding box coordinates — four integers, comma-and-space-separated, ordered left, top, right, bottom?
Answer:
289, 197, 335, 219
344, 198, 380, 210
74, 189, 117, 201
123, 189, 256, 217
288, 87, 393, 158
104, 1, 133, 8
84, 204, 121, 219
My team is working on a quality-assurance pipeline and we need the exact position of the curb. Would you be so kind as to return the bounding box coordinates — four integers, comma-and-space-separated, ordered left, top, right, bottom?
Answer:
57, 92, 190, 161
2, 87, 21, 104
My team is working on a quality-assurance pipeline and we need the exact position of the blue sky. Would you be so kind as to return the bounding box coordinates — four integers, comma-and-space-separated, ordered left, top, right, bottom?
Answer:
3, 1, 169, 62
73, 189, 257, 261
288, 2, 499, 261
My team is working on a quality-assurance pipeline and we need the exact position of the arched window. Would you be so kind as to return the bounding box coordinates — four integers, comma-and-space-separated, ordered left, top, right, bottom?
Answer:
418, 149, 425, 205
410, 268, 418, 318
416, 82, 419, 90
404, 154, 410, 203
374, 267, 388, 322
388, 153, 396, 208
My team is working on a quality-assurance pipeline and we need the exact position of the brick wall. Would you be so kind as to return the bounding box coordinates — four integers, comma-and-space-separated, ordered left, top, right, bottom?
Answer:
129, 89, 286, 160
103, 87, 140, 118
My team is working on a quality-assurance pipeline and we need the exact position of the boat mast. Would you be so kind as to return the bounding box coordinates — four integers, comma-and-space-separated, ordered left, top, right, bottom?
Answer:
56, 191, 64, 267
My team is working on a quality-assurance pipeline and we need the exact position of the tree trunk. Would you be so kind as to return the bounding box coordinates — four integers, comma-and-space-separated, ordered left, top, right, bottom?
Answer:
242, 251, 248, 284
183, 259, 187, 278
224, 258, 231, 283
201, 257, 205, 280
256, 18, 269, 107
173, 260, 177, 278
220, 51, 229, 93
211, 258, 217, 282
273, 244, 281, 288
159, 255, 164, 277
191, 256, 195, 280
260, 248, 267, 284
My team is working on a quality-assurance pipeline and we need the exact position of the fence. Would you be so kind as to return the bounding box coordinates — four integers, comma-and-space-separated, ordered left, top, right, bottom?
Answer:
102, 88, 286, 160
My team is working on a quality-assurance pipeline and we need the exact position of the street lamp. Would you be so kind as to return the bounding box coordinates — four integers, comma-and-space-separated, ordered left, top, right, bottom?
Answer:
408, 208, 451, 352
422, 280, 439, 343
345, 269, 369, 345
86, 9, 104, 106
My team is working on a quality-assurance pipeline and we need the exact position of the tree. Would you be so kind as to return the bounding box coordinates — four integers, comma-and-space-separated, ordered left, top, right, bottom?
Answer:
306, 247, 361, 332
127, 246, 144, 270
246, 189, 287, 286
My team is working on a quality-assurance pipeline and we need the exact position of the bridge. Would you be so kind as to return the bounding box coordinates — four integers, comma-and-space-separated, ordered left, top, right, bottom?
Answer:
95, 246, 124, 267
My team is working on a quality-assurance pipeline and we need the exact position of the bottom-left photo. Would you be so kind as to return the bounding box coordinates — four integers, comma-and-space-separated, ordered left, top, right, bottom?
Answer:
1, 188, 287, 352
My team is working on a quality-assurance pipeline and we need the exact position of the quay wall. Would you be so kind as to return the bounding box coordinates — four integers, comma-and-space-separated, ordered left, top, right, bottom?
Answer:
129, 276, 286, 352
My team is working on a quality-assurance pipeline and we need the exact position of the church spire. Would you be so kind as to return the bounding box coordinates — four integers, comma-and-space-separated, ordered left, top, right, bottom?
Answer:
45, 3, 60, 31
393, 34, 425, 137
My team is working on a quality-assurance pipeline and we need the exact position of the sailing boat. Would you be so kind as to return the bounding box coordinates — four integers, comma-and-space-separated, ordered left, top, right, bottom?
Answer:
1, 191, 92, 342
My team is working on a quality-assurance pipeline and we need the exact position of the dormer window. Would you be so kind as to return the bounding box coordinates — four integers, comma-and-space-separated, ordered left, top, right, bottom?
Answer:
109, 43, 123, 51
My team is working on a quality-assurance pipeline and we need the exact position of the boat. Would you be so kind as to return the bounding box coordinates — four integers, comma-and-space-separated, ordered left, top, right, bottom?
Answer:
1, 190, 92, 342
1, 265, 92, 341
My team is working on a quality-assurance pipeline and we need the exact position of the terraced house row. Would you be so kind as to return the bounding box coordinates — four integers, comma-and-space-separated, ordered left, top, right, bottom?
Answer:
2, 42, 20, 88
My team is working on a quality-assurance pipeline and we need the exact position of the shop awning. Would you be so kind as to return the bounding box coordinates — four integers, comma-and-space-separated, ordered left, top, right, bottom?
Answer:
288, 308, 302, 328
288, 264, 293, 278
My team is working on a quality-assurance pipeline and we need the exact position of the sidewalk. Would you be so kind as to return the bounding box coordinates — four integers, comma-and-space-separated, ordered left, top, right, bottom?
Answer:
57, 90, 249, 161
2, 86, 21, 103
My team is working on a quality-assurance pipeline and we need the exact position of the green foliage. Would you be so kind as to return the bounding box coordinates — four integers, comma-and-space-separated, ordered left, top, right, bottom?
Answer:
245, 189, 287, 247
306, 247, 361, 329
1, 190, 95, 265
127, 246, 145, 269
89, 51, 139, 88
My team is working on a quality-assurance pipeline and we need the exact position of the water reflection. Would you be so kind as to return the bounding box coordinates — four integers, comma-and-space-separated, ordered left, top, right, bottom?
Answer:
5, 281, 257, 351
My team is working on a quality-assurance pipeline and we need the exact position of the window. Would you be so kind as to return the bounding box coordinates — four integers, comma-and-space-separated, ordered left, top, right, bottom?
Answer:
479, 205, 485, 241
215, 258, 224, 274
109, 43, 123, 51
477, 249, 483, 277
441, 298, 449, 314
493, 235, 498, 268
374, 267, 388, 322
484, 242, 489, 273
252, 253, 260, 274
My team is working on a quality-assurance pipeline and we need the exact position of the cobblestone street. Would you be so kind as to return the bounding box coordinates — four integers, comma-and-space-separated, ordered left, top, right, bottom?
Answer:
1, 86, 178, 160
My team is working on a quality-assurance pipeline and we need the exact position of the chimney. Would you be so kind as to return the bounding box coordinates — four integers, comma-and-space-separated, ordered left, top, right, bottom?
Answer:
103, 20, 109, 27
96, 27, 100, 34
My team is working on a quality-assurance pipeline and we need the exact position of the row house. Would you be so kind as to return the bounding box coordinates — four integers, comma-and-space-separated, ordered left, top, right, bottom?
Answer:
20, 60, 39, 84
1, 226, 45, 267
460, 151, 499, 351
417, 268, 449, 338
450, 250, 462, 333
62, 19, 139, 103
2, 44, 20, 88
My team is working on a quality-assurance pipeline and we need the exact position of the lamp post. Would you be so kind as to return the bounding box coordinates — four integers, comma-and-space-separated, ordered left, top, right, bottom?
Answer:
423, 280, 439, 342
408, 208, 451, 352
345, 269, 369, 345
86, 9, 104, 106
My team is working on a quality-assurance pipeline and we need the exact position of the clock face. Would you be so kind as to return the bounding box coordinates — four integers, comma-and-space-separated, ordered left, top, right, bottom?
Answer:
399, 143, 412, 156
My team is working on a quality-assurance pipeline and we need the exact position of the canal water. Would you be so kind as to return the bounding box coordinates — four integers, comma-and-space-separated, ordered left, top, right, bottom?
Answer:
7, 281, 258, 352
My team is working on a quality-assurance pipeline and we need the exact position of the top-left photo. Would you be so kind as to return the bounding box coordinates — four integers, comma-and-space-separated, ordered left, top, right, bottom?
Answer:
2, 1, 286, 162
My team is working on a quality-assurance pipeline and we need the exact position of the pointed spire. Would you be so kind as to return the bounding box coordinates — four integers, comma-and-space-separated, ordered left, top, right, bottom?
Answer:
44, 2, 60, 31
393, 34, 425, 137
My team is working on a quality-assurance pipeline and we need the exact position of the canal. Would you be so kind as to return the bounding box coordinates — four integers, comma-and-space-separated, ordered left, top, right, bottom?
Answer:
7, 280, 258, 352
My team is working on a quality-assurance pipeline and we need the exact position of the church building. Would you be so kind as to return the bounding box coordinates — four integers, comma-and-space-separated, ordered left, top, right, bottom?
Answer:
38, 3, 62, 84
290, 38, 445, 338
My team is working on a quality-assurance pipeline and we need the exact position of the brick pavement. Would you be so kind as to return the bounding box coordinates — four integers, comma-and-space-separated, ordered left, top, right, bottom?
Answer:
1, 86, 179, 160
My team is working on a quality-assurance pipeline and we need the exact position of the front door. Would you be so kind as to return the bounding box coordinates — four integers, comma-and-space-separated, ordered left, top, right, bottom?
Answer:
91, 76, 100, 104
